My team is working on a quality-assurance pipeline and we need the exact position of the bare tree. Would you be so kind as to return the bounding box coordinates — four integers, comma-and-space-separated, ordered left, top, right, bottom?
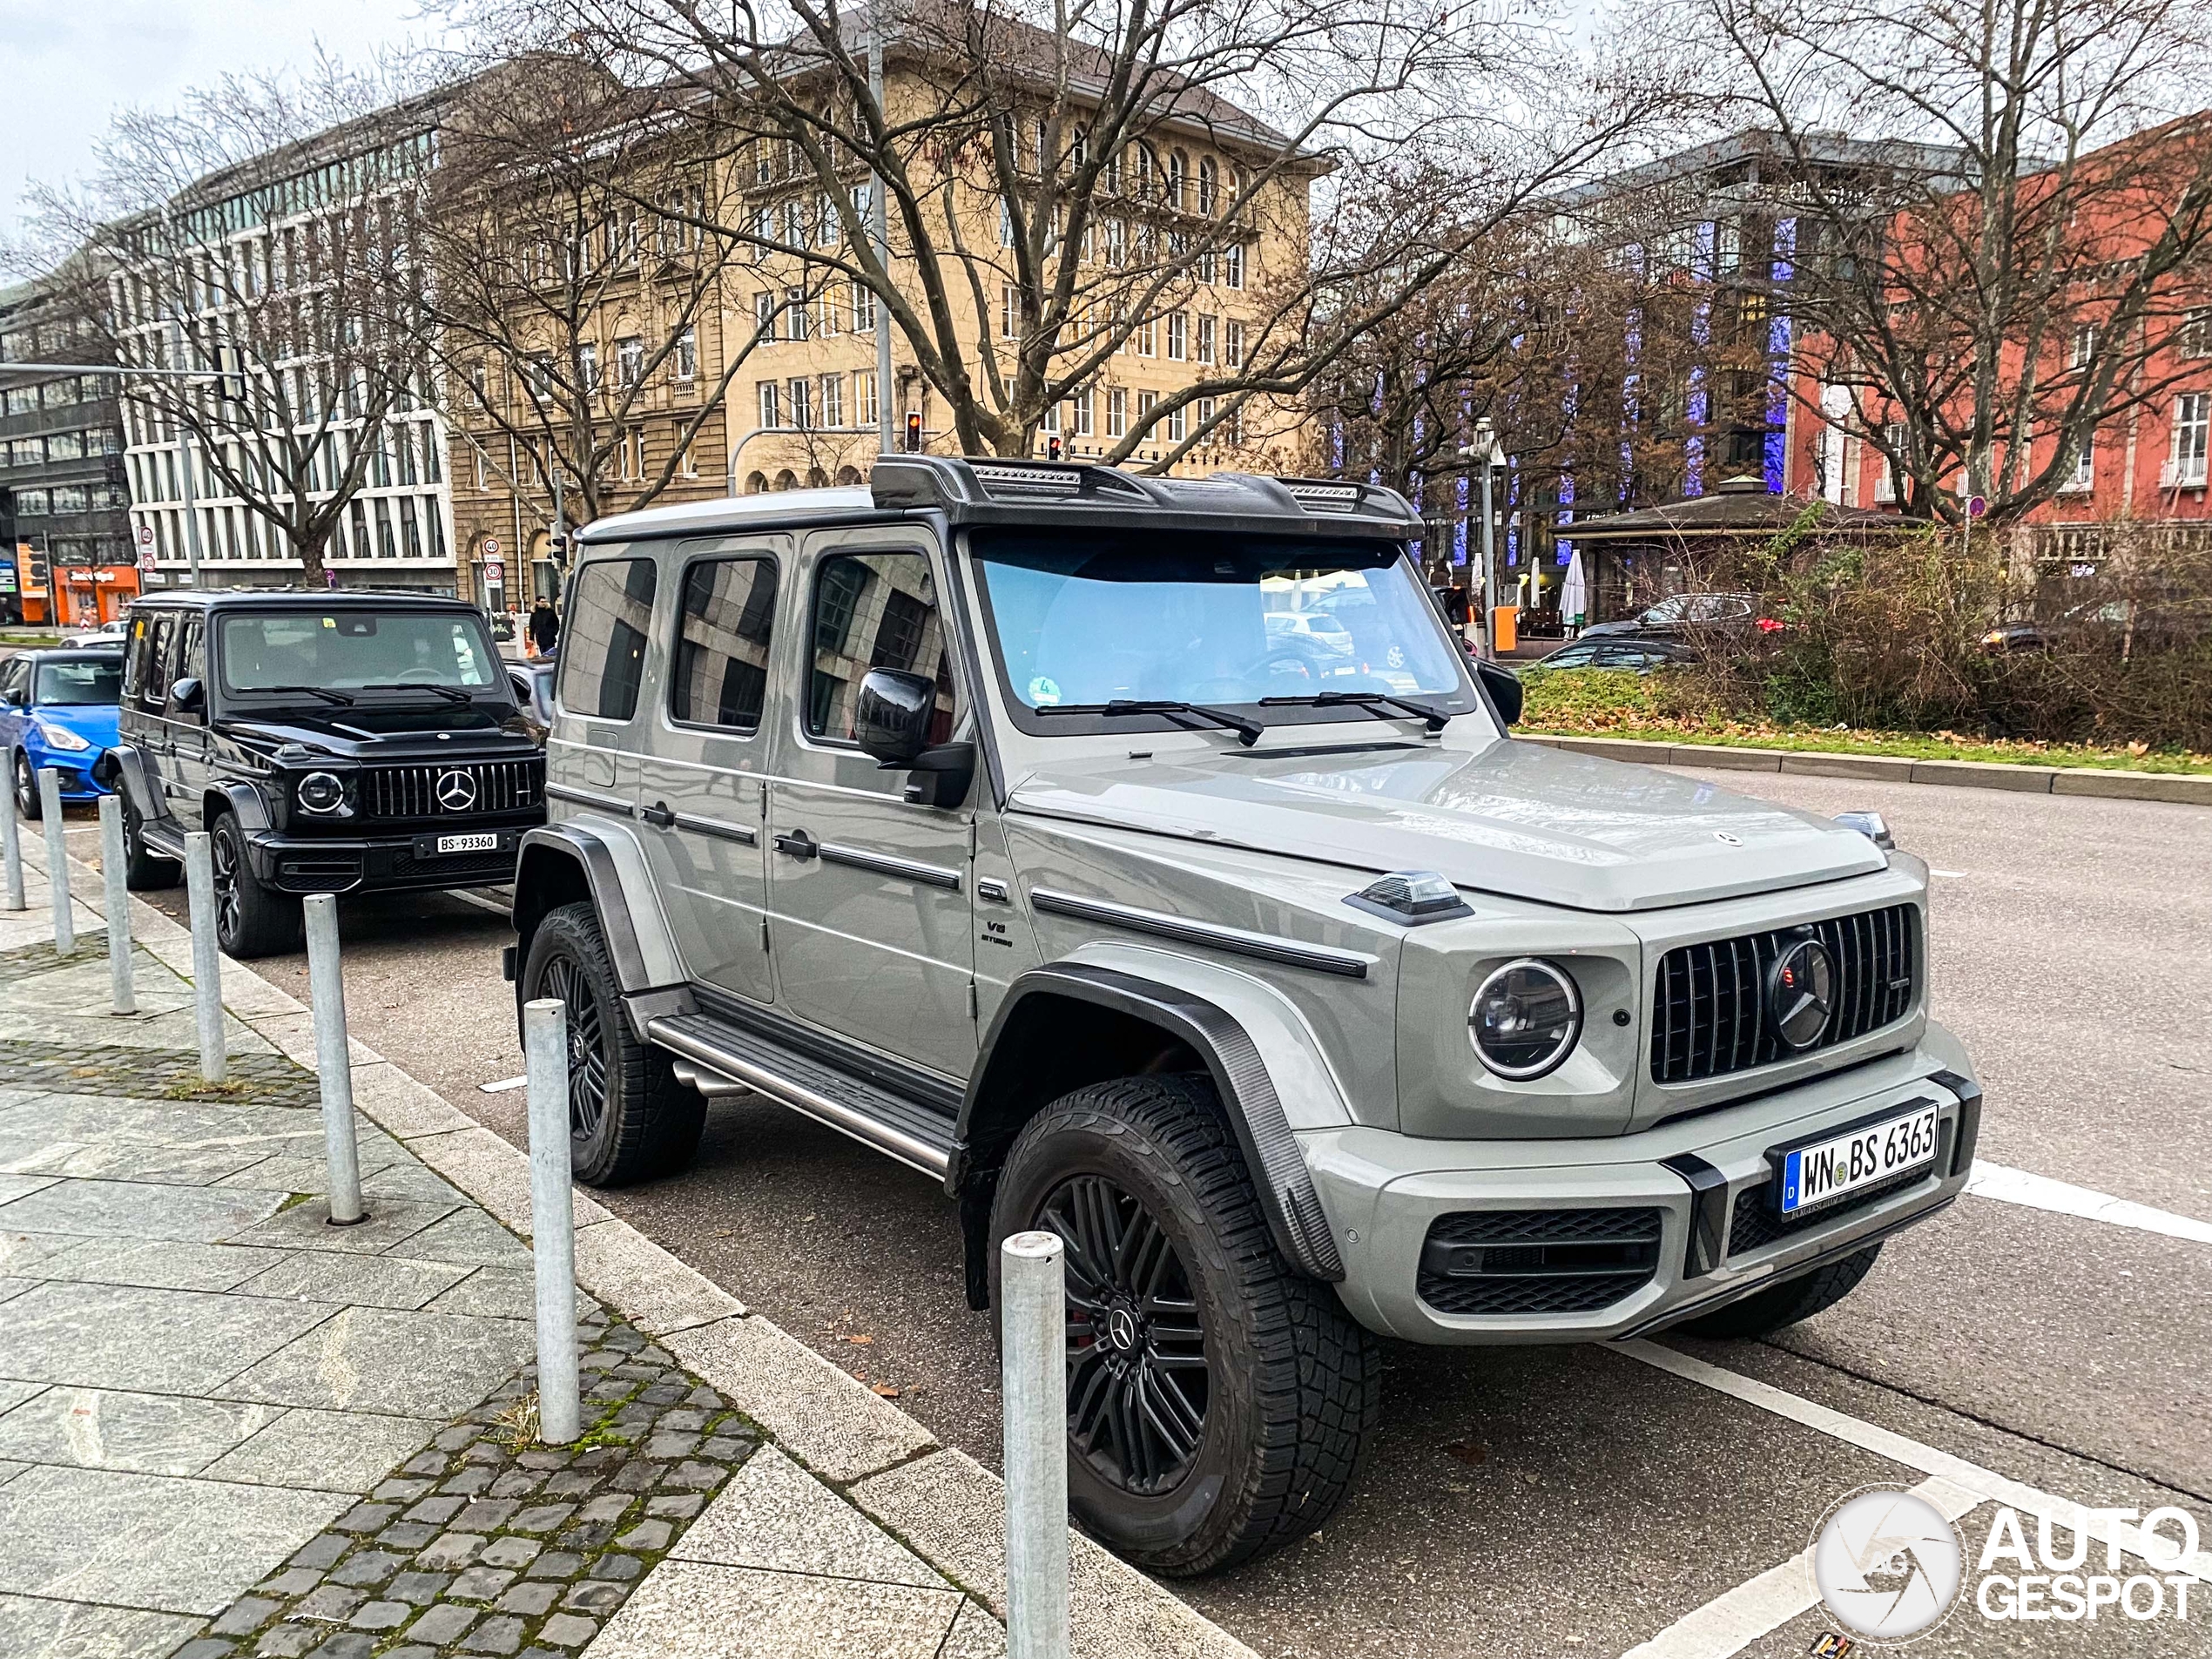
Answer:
438, 0, 1688, 465
25, 60, 445, 582
419, 58, 806, 526
1676, 0, 2212, 524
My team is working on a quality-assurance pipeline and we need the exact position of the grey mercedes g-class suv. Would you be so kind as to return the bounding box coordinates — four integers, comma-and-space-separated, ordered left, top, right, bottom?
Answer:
508, 456, 1981, 1575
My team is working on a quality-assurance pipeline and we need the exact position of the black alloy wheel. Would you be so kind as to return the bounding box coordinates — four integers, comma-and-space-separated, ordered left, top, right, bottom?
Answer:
537, 948, 610, 1143
13, 752, 40, 822
210, 822, 242, 941
206, 812, 300, 957
1040, 1173, 1211, 1496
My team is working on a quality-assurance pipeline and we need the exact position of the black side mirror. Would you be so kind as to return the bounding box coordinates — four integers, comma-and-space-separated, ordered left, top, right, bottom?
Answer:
854, 667, 974, 808
1475, 660, 1522, 726
170, 677, 205, 713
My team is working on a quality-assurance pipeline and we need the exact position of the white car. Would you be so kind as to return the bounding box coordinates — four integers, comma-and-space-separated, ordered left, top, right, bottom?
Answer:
62, 622, 129, 649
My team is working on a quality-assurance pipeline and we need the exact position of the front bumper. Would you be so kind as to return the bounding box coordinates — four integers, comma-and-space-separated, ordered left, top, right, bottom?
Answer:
23, 749, 110, 800
1302, 1022, 1980, 1345
242, 825, 530, 896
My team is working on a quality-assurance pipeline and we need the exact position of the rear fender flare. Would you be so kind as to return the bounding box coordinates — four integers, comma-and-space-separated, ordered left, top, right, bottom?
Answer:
99, 744, 167, 823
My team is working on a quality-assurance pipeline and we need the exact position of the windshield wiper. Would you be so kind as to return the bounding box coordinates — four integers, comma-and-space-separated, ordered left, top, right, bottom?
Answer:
246, 685, 354, 706
1258, 690, 1452, 732
359, 682, 471, 704
1037, 698, 1265, 747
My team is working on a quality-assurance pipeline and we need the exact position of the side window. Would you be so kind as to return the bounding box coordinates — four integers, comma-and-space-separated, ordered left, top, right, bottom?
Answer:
805, 550, 955, 744
172, 620, 207, 721
559, 557, 658, 721
671, 556, 779, 733
0, 658, 25, 705
142, 615, 178, 711
120, 617, 152, 705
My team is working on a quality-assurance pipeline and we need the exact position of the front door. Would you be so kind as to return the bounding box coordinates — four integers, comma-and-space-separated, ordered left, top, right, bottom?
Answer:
634, 540, 783, 1006
765, 531, 975, 1081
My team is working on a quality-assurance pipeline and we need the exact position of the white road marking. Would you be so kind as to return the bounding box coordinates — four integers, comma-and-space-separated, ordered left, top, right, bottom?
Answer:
448, 888, 514, 919
477, 1076, 528, 1094
1930, 868, 1967, 878
1966, 1159, 2212, 1245
1619, 1341, 2212, 1584
1619, 1474, 1985, 1659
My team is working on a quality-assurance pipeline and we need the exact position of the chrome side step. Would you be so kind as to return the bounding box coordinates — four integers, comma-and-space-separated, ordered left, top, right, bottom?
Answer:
648, 1012, 955, 1180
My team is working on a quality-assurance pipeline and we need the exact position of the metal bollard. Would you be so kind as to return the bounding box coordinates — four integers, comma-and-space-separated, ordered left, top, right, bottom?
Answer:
1, 763, 23, 911
302, 894, 366, 1225
98, 795, 135, 1015
38, 768, 71, 955
182, 831, 227, 1084
523, 996, 581, 1445
1001, 1230, 1071, 1659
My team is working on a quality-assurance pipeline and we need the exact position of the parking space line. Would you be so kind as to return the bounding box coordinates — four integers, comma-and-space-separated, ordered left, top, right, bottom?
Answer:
1619, 1340, 2212, 1581
1966, 1159, 2212, 1245
1619, 1474, 1985, 1659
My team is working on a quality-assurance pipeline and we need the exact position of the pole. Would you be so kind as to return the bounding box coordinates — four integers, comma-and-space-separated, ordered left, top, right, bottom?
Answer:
177, 426, 205, 589
302, 894, 366, 1225
37, 768, 71, 956
870, 0, 894, 458
1, 760, 23, 912
1001, 1230, 1070, 1659
1479, 458, 1497, 662
98, 794, 135, 1015
524, 996, 581, 1445
182, 830, 226, 1083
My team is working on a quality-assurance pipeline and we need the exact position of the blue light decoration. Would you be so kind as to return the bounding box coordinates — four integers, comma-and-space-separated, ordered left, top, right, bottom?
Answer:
1688, 226, 1714, 496
1556, 473, 1575, 565
1764, 218, 1798, 494
1453, 467, 1469, 565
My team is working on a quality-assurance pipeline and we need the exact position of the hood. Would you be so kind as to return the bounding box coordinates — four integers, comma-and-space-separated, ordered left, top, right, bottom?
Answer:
1008, 736, 1885, 913
219, 703, 536, 761
30, 703, 120, 750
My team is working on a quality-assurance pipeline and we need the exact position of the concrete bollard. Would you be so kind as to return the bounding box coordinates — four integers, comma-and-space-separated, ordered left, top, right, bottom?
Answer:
37, 768, 71, 955
524, 996, 581, 1445
1001, 1230, 1071, 1659
1, 764, 23, 912
182, 831, 226, 1084
98, 795, 135, 1015
302, 894, 366, 1225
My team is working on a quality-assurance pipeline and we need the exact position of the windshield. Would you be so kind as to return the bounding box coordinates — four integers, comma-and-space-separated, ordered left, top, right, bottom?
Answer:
971, 530, 1469, 725
218, 611, 500, 694
36, 658, 124, 706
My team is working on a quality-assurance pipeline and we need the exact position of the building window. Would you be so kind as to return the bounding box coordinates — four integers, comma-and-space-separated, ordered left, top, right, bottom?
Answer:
785, 289, 808, 341
1001, 285, 1022, 340
1166, 312, 1187, 361
1072, 386, 1094, 437
2179, 308, 2212, 360
2062, 428, 2094, 493
1224, 242, 1244, 289
1106, 387, 1126, 438
1197, 314, 1216, 366
1197, 156, 1218, 216
674, 327, 698, 381
1135, 315, 1157, 357
577, 342, 599, 393
1196, 396, 1216, 439
617, 336, 644, 388
1136, 390, 1157, 437
1167, 403, 1186, 442
852, 283, 877, 333
2168, 394, 2209, 487
755, 290, 776, 338
758, 380, 779, 428
1103, 218, 1126, 268
2069, 325, 2096, 369
819, 374, 843, 428
856, 370, 880, 428
1223, 320, 1244, 370
1875, 421, 1906, 503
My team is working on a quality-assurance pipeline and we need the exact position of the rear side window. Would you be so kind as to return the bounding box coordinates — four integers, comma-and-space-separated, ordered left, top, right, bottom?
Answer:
561, 557, 658, 721
140, 615, 177, 709
671, 557, 779, 733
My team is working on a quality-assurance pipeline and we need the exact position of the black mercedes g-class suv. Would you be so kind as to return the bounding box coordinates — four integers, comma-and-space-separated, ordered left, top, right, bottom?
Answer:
103, 590, 544, 956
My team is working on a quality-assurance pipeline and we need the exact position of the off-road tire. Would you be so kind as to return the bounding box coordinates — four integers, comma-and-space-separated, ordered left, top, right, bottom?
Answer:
990, 1074, 1380, 1576
11, 751, 41, 823
120, 793, 181, 891
522, 900, 704, 1186
1678, 1242, 1883, 1339
210, 811, 300, 958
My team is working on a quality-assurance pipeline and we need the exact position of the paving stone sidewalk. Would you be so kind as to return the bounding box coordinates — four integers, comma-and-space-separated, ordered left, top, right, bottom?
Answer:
0, 833, 1258, 1659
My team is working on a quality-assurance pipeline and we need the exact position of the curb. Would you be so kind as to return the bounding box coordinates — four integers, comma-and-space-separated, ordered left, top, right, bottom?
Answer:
15, 836, 1258, 1659
1521, 734, 2212, 805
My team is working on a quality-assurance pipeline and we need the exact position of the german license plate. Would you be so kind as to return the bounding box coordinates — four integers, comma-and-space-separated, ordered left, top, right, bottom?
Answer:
1778, 1103, 1940, 1215
435, 833, 499, 855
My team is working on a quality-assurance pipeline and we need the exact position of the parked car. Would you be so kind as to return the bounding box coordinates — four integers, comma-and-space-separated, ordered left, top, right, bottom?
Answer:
509, 458, 1979, 1575
61, 620, 131, 649
1581, 591, 1783, 642
1979, 597, 2211, 653
100, 591, 546, 955
1519, 637, 1700, 675
0, 648, 125, 819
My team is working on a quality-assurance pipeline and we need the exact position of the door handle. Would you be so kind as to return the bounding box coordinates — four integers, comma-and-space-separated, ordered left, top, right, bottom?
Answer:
772, 829, 818, 860
641, 800, 675, 828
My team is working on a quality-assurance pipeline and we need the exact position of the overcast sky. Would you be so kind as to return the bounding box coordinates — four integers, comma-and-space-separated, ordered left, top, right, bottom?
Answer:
0, 0, 440, 237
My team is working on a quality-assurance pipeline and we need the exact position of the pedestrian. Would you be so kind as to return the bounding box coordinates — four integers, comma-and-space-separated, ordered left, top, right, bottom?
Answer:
528, 600, 559, 658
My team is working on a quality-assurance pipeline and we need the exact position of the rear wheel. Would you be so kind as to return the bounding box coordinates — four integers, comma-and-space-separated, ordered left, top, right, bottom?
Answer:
209, 811, 300, 958
990, 1075, 1380, 1575
12, 752, 40, 823
521, 900, 704, 1185
120, 794, 181, 891
1677, 1242, 1884, 1339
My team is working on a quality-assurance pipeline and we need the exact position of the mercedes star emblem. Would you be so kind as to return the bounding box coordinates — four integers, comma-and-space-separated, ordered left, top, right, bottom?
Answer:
435, 769, 479, 812
1767, 934, 1838, 1050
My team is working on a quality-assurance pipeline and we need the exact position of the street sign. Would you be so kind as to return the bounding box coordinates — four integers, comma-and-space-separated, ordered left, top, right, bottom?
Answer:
1967, 495, 1987, 517
484, 559, 504, 582
137, 524, 154, 546
484, 537, 502, 556
138, 550, 158, 572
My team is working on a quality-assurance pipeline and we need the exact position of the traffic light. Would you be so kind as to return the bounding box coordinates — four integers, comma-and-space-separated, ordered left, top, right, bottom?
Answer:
905, 411, 923, 453
1047, 435, 1062, 461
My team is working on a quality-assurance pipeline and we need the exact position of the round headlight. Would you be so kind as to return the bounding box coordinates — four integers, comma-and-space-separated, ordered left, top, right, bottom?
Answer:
296, 771, 346, 814
1468, 958, 1583, 1080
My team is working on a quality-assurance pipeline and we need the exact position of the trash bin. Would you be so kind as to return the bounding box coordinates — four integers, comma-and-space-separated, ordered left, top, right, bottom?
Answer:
1491, 605, 1518, 654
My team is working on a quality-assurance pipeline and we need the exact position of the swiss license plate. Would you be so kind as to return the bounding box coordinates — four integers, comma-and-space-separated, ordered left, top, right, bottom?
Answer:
435, 833, 500, 855
1778, 1103, 1940, 1215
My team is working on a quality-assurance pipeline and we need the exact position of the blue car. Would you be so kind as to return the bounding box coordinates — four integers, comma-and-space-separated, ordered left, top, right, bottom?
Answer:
0, 648, 125, 821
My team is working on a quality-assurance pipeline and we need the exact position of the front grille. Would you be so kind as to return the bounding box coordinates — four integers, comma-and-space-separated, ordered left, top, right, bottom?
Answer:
1727, 1166, 1932, 1256
361, 758, 543, 821
1417, 1208, 1662, 1316
1651, 904, 1917, 1085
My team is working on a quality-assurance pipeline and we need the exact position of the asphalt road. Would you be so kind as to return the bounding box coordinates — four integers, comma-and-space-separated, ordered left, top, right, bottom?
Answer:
54, 770, 2212, 1657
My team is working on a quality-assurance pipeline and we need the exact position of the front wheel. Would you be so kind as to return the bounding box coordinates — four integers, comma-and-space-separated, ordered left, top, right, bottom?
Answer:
520, 901, 704, 1185
209, 811, 300, 958
991, 1075, 1380, 1575
12, 752, 40, 823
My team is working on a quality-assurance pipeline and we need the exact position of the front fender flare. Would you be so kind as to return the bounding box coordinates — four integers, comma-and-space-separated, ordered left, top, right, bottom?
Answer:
960, 959, 1349, 1286
513, 821, 685, 1037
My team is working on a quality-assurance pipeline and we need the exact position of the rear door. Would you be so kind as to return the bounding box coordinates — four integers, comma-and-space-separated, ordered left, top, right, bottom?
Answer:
169, 615, 212, 792
763, 529, 976, 1080
634, 539, 784, 1005
551, 554, 660, 817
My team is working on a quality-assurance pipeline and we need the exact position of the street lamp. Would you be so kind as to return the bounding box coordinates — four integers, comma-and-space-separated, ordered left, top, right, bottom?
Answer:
1460, 419, 1507, 660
